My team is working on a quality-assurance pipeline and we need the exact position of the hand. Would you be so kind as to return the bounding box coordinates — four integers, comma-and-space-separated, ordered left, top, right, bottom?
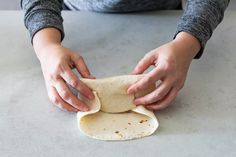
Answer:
128, 32, 200, 110
38, 44, 95, 112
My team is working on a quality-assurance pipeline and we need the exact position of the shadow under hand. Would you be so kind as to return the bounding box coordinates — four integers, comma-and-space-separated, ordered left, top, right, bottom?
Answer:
152, 95, 201, 136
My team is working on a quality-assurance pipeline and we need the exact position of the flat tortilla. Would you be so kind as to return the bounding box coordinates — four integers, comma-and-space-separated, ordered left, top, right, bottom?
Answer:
77, 75, 159, 140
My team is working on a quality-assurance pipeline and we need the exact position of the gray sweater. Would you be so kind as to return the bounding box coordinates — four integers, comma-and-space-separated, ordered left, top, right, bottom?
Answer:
21, 0, 229, 58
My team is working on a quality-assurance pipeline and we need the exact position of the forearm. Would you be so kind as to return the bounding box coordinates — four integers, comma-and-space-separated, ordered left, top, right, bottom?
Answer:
33, 28, 62, 60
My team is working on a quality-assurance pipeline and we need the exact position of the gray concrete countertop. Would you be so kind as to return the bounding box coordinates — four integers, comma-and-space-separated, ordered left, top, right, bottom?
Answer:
0, 11, 235, 157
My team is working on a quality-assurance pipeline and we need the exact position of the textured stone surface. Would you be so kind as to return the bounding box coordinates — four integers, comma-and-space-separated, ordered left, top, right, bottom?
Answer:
0, 11, 235, 157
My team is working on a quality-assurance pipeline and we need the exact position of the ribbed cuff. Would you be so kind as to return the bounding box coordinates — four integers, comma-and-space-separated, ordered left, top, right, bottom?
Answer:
25, 10, 64, 44
174, 15, 212, 59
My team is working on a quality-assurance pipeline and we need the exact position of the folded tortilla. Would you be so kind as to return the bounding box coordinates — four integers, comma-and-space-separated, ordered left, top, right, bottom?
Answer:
77, 75, 159, 140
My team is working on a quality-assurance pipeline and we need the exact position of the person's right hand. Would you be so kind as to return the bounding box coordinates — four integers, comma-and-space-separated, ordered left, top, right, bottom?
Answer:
38, 44, 95, 112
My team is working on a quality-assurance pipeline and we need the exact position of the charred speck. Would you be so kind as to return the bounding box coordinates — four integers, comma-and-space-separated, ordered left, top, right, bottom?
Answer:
139, 119, 148, 123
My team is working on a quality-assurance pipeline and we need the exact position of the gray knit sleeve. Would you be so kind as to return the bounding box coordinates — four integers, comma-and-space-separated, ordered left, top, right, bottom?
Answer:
21, 0, 64, 43
174, 0, 230, 59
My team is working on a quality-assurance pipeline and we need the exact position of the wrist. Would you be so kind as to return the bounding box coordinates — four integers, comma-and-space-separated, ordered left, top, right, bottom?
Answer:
36, 43, 61, 61
174, 32, 201, 59
33, 28, 62, 60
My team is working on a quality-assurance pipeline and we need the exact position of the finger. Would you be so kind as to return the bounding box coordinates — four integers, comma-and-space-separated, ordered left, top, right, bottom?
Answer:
128, 66, 163, 94
134, 80, 173, 105
49, 86, 79, 112
132, 52, 156, 74
54, 78, 89, 111
146, 88, 178, 110
71, 54, 95, 79
60, 64, 94, 100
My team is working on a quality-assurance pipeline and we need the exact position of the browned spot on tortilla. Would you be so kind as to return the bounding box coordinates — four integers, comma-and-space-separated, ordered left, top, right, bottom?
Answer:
139, 119, 148, 123
103, 128, 106, 131
114, 131, 123, 137
128, 122, 131, 125
125, 128, 127, 130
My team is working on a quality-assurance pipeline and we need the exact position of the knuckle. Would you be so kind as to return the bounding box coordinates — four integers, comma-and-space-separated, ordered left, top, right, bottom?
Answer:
55, 62, 68, 75
154, 91, 164, 100
57, 103, 68, 111
54, 62, 63, 72
174, 76, 185, 89
61, 106, 71, 112
50, 96, 60, 104
163, 64, 171, 72
70, 79, 79, 88
142, 100, 148, 105
76, 55, 84, 61
61, 90, 70, 100
76, 83, 87, 93
135, 65, 143, 73
140, 98, 148, 105
59, 105, 75, 112
56, 103, 63, 109
136, 66, 142, 72
162, 62, 175, 73
49, 73, 60, 82
134, 85, 142, 91
144, 53, 150, 59
147, 75, 156, 83
48, 90, 59, 104
48, 74, 54, 81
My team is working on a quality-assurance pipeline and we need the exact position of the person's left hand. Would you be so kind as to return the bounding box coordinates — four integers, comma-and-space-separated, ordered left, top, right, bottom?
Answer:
127, 32, 200, 110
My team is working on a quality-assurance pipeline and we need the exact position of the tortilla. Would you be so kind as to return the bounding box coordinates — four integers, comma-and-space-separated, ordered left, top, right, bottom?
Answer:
77, 75, 159, 140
